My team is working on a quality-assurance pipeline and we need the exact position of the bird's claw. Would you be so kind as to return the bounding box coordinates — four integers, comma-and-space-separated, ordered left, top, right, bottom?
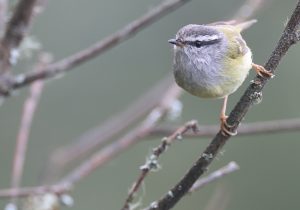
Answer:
220, 116, 237, 136
252, 63, 274, 79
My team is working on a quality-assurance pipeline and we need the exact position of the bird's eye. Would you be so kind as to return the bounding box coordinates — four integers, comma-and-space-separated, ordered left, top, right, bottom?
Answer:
194, 41, 203, 48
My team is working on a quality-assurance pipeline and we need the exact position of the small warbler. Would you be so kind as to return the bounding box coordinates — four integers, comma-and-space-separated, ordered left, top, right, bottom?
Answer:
168, 20, 273, 136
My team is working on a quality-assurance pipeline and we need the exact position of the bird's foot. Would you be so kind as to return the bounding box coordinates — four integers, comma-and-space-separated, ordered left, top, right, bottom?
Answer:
252, 63, 274, 78
220, 115, 237, 136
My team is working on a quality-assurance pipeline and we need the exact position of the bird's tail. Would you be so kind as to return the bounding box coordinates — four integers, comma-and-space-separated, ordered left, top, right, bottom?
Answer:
208, 19, 257, 32
234, 19, 257, 32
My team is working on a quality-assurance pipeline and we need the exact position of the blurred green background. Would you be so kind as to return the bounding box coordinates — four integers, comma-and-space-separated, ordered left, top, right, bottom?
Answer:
0, 0, 300, 209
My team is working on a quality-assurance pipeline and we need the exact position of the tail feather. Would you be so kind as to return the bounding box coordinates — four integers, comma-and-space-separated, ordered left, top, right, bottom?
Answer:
208, 19, 257, 32
234, 19, 257, 32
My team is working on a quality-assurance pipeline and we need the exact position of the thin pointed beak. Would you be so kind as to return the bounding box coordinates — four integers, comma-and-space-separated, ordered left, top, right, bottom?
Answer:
168, 38, 183, 47
168, 38, 178, 45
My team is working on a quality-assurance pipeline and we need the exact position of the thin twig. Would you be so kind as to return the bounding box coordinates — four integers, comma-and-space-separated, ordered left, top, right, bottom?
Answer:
188, 162, 239, 193
0, 184, 72, 198
0, 0, 191, 96
58, 84, 181, 186
0, 0, 39, 73
8, 54, 50, 208
149, 118, 300, 138
43, 76, 176, 183
0, 161, 235, 199
145, 1, 300, 210
121, 120, 198, 210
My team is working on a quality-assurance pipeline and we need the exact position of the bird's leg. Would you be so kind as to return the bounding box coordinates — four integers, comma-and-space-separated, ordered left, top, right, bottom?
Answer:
220, 96, 237, 136
252, 63, 274, 78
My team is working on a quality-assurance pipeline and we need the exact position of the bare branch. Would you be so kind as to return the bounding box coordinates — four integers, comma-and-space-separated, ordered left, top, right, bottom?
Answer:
188, 162, 239, 193
0, 0, 191, 96
121, 120, 198, 210
149, 118, 300, 138
0, 161, 236, 204
43, 76, 177, 183
0, 184, 71, 198
0, 0, 39, 73
0, 84, 181, 199
9, 54, 50, 207
145, 1, 300, 210
3, 115, 300, 199
58, 84, 181, 186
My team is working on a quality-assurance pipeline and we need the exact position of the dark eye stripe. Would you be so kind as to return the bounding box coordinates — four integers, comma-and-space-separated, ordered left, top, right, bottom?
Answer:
185, 39, 220, 48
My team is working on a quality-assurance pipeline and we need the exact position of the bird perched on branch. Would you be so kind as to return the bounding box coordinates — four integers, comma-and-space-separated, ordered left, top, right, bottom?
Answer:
168, 19, 273, 136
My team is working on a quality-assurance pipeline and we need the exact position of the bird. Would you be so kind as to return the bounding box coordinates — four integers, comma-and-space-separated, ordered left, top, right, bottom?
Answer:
168, 20, 273, 136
